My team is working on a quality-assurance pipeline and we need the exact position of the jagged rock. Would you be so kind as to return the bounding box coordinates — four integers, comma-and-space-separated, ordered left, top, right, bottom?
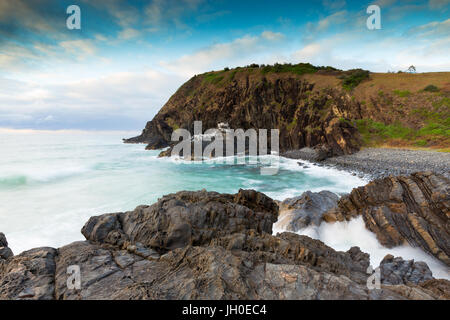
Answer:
283, 147, 330, 162
81, 189, 278, 251
275, 191, 339, 231
380, 254, 433, 285
418, 279, 450, 300
0, 189, 447, 300
0, 233, 7, 247
323, 172, 450, 266
0, 247, 13, 261
0, 233, 13, 261
0, 247, 56, 300
124, 74, 362, 158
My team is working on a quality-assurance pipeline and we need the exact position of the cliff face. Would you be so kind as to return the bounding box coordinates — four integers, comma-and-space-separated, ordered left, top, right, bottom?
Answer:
125, 64, 450, 156
124, 68, 363, 157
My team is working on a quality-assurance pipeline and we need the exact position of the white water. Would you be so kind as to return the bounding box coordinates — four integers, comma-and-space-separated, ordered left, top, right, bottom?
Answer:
274, 217, 449, 280
0, 129, 366, 254
0, 129, 448, 280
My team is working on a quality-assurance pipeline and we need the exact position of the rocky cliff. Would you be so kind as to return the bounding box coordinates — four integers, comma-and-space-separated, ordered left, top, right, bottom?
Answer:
124, 65, 364, 158
1, 186, 448, 300
125, 64, 450, 156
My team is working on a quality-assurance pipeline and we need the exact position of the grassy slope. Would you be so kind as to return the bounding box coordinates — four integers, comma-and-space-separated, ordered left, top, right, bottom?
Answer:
197, 65, 450, 152
352, 72, 450, 152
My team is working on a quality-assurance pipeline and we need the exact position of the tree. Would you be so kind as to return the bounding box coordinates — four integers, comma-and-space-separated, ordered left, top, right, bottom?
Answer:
407, 65, 416, 73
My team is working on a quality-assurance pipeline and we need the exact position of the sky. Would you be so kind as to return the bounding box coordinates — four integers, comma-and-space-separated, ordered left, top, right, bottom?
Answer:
0, 0, 449, 130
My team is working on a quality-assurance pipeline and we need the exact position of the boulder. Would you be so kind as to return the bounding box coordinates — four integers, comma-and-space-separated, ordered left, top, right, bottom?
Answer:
0, 233, 13, 261
81, 189, 278, 251
380, 254, 433, 285
275, 191, 339, 231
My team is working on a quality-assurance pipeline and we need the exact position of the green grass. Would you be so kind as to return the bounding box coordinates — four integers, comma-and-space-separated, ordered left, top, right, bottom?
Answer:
423, 84, 439, 92
261, 63, 320, 75
356, 112, 449, 148
393, 90, 411, 97
340, 69, 370, 91
202, 71, 225, 85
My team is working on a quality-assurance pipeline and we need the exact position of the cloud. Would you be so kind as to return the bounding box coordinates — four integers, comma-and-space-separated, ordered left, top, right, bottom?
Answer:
160, 31, 286, 76
118, 28, 141, 40
306, 10, 348, 35
322, 0, 346, 10
292, 43, 323, 61
0, 0, 62, 38
428, 0, 450, 9
84, 0, 139, 28
290, 25, 450, 73
0, 69, 186, 130
195, 10, 231, 23
406, 18, 450, 38
261, 31, 285, 41
59, 40, 97, 59
144, 0, 205, 30
0, 43, 39, 71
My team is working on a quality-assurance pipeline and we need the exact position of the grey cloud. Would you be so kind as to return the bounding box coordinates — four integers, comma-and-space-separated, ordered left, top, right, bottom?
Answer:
0, 69, 186, 130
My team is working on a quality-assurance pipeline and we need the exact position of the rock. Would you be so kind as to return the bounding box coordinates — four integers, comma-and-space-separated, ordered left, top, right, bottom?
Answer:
283, 147, 328, 162
0, 247, 13, 261
324, 172, 450, 266
81, 189, 278, 251
125, 74, 362, 158
0, 233, 7, 247
0, 189, 447, 300
0, 233, 13, 261
275, 191, 339, 231
0, 247, 56, 299
380, 255, 433, 285
418, 279, 450, 300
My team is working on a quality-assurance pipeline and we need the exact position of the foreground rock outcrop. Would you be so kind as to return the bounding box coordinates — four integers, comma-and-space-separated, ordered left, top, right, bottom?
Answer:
324, 172, 450, 266
0, 188, 448, 300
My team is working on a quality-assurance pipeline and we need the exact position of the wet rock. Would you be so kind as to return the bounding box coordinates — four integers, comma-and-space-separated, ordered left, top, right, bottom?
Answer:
324, 172, 450, 266
380, 255, 433, 285
0, 233, 13, 261
0, 188, 447, 300
275, 191, 339, 231
82, 189, 278, 251
0, 247, 57, 300
0, 233, 7, 247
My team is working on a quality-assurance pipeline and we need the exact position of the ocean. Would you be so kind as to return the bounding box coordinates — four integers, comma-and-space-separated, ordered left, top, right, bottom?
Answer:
0, 129, 448, 279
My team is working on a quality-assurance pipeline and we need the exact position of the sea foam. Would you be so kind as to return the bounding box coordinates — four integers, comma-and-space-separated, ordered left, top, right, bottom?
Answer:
273, 216, 450, 280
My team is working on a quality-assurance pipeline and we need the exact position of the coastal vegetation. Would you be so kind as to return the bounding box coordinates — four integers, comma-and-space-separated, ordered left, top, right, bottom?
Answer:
127, 62, 450, 153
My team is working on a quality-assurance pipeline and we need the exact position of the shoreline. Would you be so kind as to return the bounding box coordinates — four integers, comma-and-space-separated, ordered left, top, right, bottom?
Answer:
140, 143, 449, 180
284, 147, 450, 180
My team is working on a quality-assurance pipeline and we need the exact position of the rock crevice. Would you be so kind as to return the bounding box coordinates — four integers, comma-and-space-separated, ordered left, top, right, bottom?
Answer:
1, 184, 448, 300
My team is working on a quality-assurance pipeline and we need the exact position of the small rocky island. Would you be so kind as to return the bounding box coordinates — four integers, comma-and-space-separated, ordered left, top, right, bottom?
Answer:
1, 172, 448, 300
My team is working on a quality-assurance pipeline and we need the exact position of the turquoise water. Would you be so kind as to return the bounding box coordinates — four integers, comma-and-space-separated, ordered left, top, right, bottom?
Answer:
0, 129, 369, 254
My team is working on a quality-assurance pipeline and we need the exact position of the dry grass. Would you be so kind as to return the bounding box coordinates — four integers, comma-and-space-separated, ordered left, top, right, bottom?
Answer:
367, 140, 450, 152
